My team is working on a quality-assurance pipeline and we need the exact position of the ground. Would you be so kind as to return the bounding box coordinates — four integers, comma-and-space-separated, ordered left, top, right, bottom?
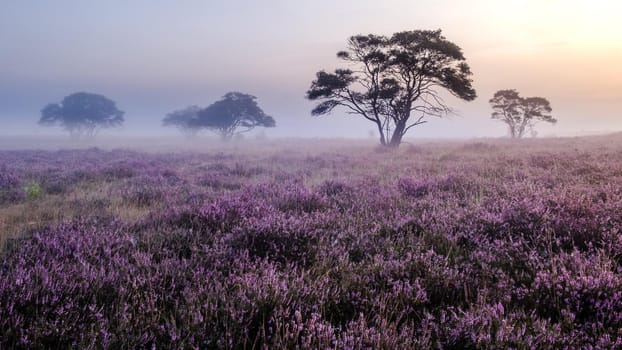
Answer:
1, 136, 622, 348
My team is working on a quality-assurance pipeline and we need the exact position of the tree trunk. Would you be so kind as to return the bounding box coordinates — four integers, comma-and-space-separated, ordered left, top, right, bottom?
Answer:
387, 121, 406, 147
219, 130, 234, 141
517, 124, 526, 138
376, 121, 386, 146
509, 125, 518, 138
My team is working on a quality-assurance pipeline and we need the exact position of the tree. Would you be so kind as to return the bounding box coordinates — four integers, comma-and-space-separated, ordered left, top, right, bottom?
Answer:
489, 90, 555, 138
306, 29, 476, 147
194, 92, 276, 140
39, 92, 124, 138
163, 105, 201, 138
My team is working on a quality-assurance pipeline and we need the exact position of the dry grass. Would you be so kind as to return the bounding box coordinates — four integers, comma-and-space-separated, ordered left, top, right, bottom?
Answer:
0, 180, 156, 252
0, 196, 70, 251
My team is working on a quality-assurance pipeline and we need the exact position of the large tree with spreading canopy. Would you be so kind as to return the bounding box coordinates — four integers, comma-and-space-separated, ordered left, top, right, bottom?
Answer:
489, 89, 555, 138
39, 92, 124, 138
162, 106, 201, 138
306, 29, 476, 147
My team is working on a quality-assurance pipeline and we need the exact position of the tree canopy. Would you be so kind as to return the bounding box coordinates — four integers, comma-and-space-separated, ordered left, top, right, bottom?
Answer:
39, 92, 124, 138
164, 92, 275, 140
306, 29, 476, 147
490, 90, 555, 138
162, 105, 201, 138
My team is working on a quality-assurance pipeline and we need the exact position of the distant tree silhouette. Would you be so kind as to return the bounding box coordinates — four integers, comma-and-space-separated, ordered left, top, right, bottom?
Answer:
39, 92, 124, 138
490, 90, 555, 138
163, 105, 201, 138
195, 92, 276, 140
306, 29, 476, 147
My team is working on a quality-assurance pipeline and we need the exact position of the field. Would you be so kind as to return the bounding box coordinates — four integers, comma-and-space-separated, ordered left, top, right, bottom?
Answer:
2, 136, 622, 348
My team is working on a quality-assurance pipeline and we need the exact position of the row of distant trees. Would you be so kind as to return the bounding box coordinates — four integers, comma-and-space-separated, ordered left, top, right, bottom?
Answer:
40, 91, 275, 141
39, 29, 556, 146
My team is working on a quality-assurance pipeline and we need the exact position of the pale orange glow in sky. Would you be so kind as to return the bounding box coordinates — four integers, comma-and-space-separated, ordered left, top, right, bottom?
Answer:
402, 0, 622, 136
1, 0, 620, 137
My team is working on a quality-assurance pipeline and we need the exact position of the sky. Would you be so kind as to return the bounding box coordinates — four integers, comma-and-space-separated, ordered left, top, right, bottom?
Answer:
1, 0, 621, 139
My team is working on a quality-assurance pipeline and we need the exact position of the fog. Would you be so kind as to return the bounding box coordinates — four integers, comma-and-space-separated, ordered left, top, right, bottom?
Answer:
1, 0, 621, 142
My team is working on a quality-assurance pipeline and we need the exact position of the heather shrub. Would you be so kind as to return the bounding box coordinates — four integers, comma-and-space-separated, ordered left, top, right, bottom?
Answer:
229, 162, 265, 177
102, 163, 136, 180
2, 139, 622, 348
423, 304, 576, 348
121, 186, 163, 207
227, 213, 323, 266
119, 176, 167, 207
166, 192, 275, 234
196, 174, 243, 190
275, 186, 326, 214
530, 252, 622, 329
316, 179, 352, 197
40, 177, 70, 195
530, 153, 557, 169
0, 171, 24, 204
461, 141, 496, 152
204, 162, 230, 172
397, 177, 430, 197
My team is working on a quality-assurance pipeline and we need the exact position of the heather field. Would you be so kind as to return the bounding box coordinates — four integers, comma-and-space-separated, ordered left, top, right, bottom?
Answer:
2, 137, 622, 348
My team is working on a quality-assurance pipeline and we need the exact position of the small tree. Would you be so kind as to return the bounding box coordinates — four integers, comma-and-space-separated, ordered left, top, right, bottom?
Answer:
306, 29, 476, 147
195, 92, 276, 140
163, 105, 201, 138
489, 90, 556, 138
39, 92, 124, 138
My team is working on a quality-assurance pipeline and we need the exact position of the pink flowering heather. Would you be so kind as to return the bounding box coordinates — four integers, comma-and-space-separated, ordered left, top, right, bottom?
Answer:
1, 137, 622, 348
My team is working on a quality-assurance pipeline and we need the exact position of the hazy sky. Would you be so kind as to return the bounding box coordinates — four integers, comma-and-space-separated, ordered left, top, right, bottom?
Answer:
1, 0, 621, 138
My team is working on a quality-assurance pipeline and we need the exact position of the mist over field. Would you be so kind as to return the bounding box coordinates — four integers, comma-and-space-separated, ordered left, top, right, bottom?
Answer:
2, 1, 622, 348
2, 0, 621, 139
